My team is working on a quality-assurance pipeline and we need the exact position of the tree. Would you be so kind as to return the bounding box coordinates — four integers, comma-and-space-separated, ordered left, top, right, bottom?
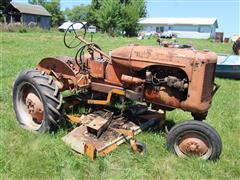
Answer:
120, 0, 146, 36
0, 0, 11, 12
0, 0, 11, 22
64, 4, 89, 22
0, 0, 11, 9
44, 0, 64, 26
97, 0, 121, 35
79, 0, 147, 36
86, 0, 102, 27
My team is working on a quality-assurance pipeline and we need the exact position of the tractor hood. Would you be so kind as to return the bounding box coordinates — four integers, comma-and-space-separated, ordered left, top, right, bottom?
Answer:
111, 45, 217, 70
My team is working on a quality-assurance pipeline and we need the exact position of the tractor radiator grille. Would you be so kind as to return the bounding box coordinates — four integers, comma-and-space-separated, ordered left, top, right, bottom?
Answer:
201, 63, 216, 102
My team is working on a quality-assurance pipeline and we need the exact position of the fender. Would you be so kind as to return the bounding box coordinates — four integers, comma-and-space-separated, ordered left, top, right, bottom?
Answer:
36, 56, 89, 90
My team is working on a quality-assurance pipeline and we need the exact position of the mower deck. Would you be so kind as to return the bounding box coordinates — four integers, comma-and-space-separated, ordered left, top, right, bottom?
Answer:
63, 107, 165, 159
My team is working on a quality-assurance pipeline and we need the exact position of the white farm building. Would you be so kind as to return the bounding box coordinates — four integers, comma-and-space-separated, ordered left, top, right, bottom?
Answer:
139, 18, 218, 39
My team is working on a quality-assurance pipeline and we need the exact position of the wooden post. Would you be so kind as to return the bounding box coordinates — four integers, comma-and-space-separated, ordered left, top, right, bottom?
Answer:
20, 14, 23, 24
3, 15, 6, 25
10, 13, 13, 24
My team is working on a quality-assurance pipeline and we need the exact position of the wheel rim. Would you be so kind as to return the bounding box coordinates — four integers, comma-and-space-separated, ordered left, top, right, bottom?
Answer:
174, 130, 213, 160
16, 82, 44, 130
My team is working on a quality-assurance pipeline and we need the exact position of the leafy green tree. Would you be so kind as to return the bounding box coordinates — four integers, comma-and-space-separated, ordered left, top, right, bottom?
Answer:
0, 0, 11, 9
120, 0, 146, 36
64, 4, 89, 22
44, 0, 64, 26
0, 0, 11, 22
86, 0, 102, 27
97, 0, 121, 35
78, 0, 146, 36
0, 0, 11, 13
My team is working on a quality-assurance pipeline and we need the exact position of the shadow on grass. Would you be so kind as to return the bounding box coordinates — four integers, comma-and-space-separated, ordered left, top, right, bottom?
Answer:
139, 119, 176, 134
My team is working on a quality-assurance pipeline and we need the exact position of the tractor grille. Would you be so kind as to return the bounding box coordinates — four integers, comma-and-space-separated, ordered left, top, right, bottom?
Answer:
201, 63, 216, 102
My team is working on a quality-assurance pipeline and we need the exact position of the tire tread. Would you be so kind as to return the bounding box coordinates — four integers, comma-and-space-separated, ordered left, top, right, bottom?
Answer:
12, 69, 64, 132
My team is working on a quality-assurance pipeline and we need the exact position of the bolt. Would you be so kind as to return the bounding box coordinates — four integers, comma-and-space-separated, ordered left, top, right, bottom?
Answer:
189, 144, 197, 151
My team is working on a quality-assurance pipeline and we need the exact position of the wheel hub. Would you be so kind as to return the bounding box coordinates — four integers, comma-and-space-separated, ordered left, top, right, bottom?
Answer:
178, 134, 208, 155
25, 92, 44, 123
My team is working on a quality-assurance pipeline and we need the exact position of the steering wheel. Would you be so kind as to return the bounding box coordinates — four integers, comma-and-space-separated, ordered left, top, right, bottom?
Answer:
63, 22, 86, 48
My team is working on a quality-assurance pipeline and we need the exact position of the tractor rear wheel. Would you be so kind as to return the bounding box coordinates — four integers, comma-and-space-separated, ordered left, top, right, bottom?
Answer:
167, 120, 222, 160
12, 69, 65, 132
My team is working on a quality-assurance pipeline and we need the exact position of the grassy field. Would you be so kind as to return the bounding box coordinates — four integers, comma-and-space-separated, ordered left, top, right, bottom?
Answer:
1, 32, 240, 179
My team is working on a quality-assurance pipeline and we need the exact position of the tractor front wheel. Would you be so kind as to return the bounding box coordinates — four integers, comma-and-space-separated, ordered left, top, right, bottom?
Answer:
12, 69, 65, 132
167, 120, 222, 160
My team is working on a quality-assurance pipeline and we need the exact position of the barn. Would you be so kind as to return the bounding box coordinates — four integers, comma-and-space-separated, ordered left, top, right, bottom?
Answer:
5, 2, 51, 29
139, 18, 218, 39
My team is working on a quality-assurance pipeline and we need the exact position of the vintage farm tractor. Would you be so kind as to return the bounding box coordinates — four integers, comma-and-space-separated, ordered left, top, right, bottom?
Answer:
12, 23, 222, 160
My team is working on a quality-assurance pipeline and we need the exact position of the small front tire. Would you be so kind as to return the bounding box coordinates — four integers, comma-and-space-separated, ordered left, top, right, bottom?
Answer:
167, 120, 222, 160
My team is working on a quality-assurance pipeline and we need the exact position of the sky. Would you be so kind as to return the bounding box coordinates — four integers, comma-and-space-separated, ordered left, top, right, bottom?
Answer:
13, 0, 240, 37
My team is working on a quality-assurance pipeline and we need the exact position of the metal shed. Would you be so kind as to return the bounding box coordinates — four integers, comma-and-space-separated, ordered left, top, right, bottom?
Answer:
5, 2, 51, 29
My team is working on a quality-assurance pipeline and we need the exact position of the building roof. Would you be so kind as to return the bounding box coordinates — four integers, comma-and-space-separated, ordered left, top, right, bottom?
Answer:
139, 18, 218, 27
10, 2, 51, 16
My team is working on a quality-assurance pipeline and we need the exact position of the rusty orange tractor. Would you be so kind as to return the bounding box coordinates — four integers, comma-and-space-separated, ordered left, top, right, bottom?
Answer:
13, 23, 222, 160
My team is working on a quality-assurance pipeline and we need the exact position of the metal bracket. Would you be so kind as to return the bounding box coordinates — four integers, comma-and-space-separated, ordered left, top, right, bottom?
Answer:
87, 89, 125, 105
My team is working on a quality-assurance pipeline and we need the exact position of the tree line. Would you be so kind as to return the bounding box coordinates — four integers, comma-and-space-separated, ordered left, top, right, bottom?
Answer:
0, 0, 146, 36
61, 0, 147, 36
83, 0, 146, 36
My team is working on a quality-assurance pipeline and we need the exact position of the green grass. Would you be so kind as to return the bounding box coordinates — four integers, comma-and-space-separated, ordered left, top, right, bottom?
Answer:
1, 32, 240, 179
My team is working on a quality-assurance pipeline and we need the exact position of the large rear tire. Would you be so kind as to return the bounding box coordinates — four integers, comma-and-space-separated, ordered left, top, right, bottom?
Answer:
12, 69, 65, 132
167, 120, 222, 160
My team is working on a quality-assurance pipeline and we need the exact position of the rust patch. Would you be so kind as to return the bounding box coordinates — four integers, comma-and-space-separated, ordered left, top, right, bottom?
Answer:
25, 92, 44, 123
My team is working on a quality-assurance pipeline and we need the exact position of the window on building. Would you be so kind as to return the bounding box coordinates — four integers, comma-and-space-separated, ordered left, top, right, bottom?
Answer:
160, 27, 164, 32
34, 16, 41, 24
198, 26, 211, 33
37, 16, 41, 24
198, 27, 201, 32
